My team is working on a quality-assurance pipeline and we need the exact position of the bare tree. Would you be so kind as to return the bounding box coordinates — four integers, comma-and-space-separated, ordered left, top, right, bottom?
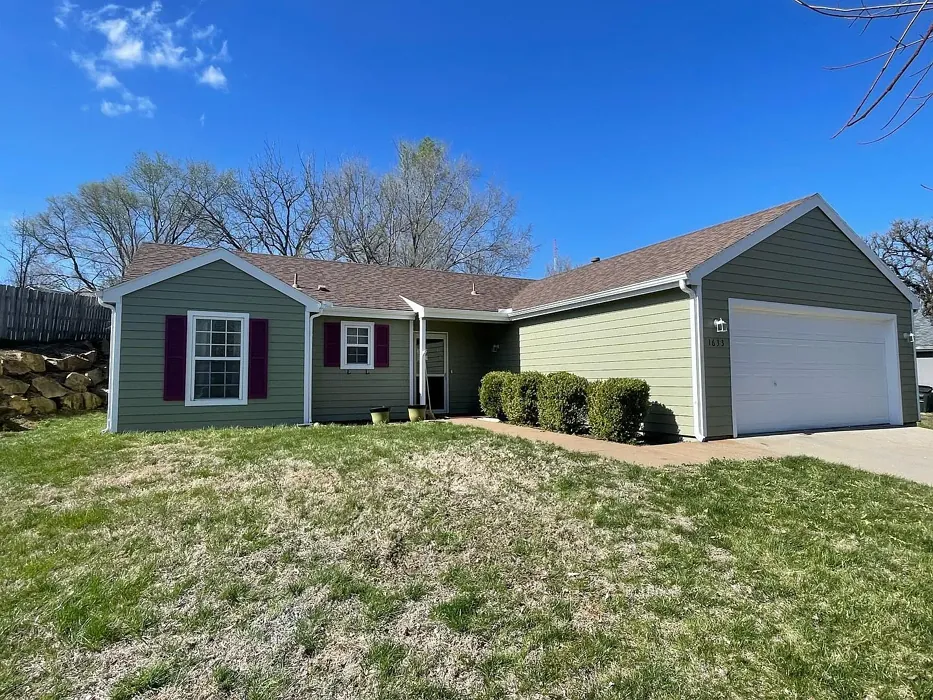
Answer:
324, 158, 393, 265
200, 145, 329, 257
380, 138, 534, 275
871, 218, 933, 313
1, 216, 50, 287
795, 1, 933, 139
25, 154, 226, 290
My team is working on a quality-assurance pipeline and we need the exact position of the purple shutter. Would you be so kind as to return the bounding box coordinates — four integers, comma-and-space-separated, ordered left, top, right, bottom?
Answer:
323, 322, 341, 367
375, 324, 390, 368
163, 315, 187, 401
248, 318, 269, 399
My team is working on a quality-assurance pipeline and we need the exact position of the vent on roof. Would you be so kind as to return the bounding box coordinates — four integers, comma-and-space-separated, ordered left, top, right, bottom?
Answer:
317, 284, 330, 292
590, 257, 601, 263
470, 282, 478, 296
292, 273, 301, 289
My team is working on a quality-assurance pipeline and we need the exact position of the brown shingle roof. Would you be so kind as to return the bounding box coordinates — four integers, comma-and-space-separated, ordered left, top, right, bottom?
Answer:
124, 244, 533, 312
509, 195, 814, 311
123, 195, 815, 314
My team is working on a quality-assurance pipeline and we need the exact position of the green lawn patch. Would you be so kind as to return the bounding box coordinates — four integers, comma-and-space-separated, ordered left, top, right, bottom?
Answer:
1, 413, 932, 698
921, 413, 933, 430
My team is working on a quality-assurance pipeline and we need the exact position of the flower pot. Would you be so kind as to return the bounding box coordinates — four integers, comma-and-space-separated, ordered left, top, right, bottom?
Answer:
370, 406, 391, 424
408, 404, 426, 422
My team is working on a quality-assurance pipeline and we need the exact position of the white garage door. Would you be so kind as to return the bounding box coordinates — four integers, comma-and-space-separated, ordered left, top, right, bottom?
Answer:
729, 300, 903, 436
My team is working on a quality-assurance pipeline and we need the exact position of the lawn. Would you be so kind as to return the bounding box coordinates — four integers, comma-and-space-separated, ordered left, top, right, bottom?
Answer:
921, 413, 933, 430
1, 415, 932, 699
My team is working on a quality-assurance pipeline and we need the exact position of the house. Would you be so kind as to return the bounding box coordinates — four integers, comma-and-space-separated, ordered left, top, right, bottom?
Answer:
98, 193, 922, 440
916, 313, 933, 388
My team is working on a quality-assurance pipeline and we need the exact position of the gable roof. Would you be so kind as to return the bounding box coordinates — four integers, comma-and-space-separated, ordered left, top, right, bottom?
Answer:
113, 193, 920, 317
916, 313, 933, 350
123, 244, 533, 313
508, 196, 811, 311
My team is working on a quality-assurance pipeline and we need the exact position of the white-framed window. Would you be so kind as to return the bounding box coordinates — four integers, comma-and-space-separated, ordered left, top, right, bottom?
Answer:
341, 320, 374, 370
186, 310, 250, 406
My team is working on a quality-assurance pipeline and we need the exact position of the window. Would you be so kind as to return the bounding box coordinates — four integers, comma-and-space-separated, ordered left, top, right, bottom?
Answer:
341, 321, 374, 370
187, 311, 249, 405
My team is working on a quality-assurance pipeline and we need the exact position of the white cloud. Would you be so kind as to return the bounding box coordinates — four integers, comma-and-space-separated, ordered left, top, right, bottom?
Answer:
198, 65, 227, 90
61, 1, 232, 117
192, 24, 215, 41
199, 113, 206, 127
55, 1, 78, 28
101, 100, 132, 117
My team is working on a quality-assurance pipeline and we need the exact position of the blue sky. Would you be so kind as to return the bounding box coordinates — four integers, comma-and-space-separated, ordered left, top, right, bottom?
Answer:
1, 0, 932, 278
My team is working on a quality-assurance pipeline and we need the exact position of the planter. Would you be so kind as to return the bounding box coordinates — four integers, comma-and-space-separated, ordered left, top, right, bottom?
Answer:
370, 406, 391, 424
408, 404, 426, 422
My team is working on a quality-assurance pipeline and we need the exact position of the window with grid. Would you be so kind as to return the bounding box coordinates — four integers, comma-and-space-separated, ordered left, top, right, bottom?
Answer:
192, 316, 245, 401
342, 322, 373, 369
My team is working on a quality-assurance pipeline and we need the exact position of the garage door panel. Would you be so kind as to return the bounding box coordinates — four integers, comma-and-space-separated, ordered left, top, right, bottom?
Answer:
730, 303, 898, 435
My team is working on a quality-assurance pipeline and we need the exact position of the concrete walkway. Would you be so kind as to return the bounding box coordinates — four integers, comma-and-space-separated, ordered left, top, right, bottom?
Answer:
450, 417, 933, 485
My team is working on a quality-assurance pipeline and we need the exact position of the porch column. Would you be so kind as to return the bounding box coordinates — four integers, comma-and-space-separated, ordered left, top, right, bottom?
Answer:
418, 314, 428, 405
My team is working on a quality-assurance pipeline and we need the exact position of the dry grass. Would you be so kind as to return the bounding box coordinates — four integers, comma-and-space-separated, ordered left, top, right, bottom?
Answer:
921, 413, 933, 430
1, 414, 932, 699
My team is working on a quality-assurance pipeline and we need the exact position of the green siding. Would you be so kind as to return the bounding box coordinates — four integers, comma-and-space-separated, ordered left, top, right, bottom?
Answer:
118, 260, 306, 431
702, 208, 919, 438
424, 321, 513, 415
514, 290, 694, 437
311, 317, 411, 422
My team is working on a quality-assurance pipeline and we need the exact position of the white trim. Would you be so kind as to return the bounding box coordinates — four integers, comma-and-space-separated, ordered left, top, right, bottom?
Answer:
679, 280, 707, 441
185, 310, 250, 407
340, 320, 375, 370
415, 330, 449, 413
305, 311, 320, 424
911, 310, 921, 420
98, 297, 120, 432
322, 304, 415, 320
99, 248, 322, 310
688, 194, 922, 310
424, 307, 509, 322
727, 297, 904, 436
400, 296, 424, 315
409, 319, 415, 405
418, 315, 428, 408
506, 275, 687, 320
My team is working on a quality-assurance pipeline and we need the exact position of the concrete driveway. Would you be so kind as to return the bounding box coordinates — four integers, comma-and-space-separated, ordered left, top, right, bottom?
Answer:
452, 418, 933, 485
734, 427, 933, 485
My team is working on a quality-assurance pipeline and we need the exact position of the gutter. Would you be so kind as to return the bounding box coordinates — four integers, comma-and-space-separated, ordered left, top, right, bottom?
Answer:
304, 308, 323, 425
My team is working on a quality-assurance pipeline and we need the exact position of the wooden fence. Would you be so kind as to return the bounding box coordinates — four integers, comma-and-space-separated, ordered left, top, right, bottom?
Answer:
0, 285, 110, 343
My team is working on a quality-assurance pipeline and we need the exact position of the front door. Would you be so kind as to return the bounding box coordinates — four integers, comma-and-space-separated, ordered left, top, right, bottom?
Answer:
416, 332, 448, 414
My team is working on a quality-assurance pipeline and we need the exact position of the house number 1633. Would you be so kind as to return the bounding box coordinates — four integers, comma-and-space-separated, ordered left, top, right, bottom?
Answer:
706, 338, 726, 347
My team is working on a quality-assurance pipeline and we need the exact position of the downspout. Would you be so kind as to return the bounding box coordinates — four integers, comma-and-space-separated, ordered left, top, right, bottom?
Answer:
305, 307, 323, 425
679, 279, 707, 441
97, 297, 118, 434
418, 312, 428, 409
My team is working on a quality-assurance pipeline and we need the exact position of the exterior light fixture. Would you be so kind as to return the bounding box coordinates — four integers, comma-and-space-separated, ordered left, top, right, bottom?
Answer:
904, 332, 915, 343
491, 344, 500, 353
714, 318, 728, 333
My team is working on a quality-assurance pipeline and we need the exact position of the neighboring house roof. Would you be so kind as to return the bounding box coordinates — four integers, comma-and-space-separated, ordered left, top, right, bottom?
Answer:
115, 193, 920, 315
508, 196, 811, 311
916, 313, 933, 350
125, 244, 534, 312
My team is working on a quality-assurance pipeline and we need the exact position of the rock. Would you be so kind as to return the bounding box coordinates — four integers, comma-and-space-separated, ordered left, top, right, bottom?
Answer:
59, 392, 85, 411
81, 392, 103, 410
5, 396, 31, 415
84, 367, 106, 386
44, 355, 81, 372
29, 396, 57, 414
78, 350, 98, 366
64, 372, 91, 392
32, 376, 68, 399
0, 376, 29, 395
89, 386, 109, 401
18, 352, 46, 373
0, 358, 30, 376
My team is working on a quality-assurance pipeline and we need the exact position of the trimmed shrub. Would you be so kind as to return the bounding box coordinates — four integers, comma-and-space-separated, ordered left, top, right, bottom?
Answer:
538, 371, 589, 434
502, 371, 545, 426
588, 378, 651, 443
479, 371, 512, 419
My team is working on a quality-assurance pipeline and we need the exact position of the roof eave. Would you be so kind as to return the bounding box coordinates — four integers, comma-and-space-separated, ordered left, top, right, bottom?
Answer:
506, 274, 688, 321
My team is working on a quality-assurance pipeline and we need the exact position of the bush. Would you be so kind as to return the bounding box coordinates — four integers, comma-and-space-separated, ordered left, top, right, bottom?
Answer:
502, 371, 545, 426
479, 371, 512, 419
588, 378, 650, 443
538, 371, 589, 434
